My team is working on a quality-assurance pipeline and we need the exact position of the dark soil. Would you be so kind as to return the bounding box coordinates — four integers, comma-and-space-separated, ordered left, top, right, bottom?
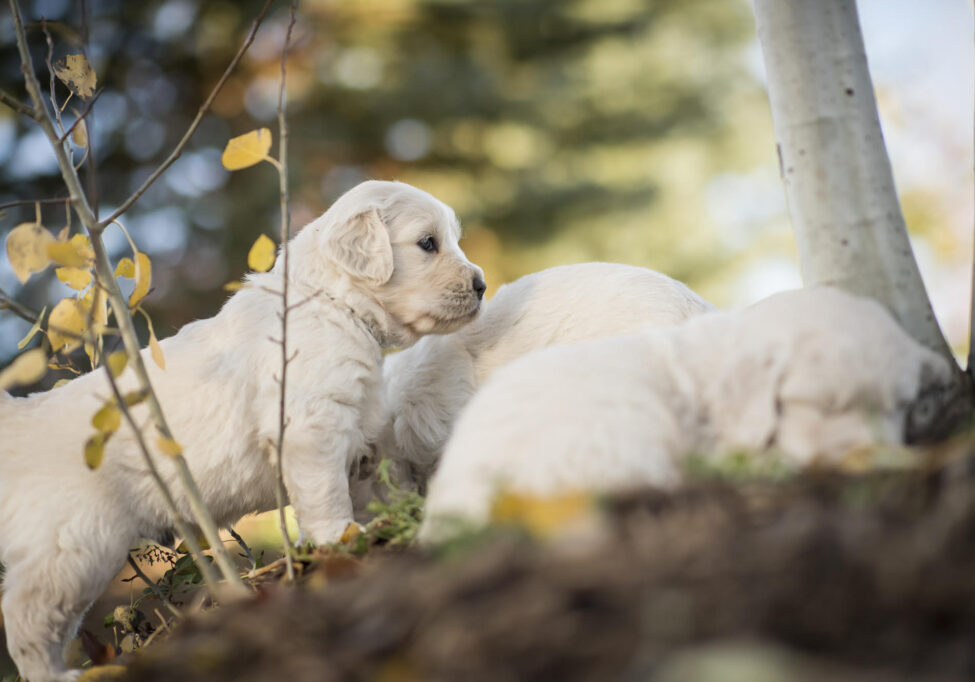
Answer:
119, 447, 975, 682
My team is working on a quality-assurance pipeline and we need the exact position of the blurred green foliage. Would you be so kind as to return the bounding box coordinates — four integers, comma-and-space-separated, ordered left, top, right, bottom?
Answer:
0, 0, 780, 368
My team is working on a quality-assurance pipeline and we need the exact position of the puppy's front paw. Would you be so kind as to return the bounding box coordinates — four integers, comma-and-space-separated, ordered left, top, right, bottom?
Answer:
309, 518, 359, 545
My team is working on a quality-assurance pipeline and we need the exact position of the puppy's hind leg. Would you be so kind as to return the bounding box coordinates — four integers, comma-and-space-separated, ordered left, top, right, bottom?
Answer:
2, 529, 132, 682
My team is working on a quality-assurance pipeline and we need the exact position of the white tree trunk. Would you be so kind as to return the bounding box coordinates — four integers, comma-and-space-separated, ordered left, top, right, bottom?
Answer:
753, 0, 956, 364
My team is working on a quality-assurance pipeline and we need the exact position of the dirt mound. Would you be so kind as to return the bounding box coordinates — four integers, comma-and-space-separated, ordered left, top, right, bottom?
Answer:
120, 455, 975, 682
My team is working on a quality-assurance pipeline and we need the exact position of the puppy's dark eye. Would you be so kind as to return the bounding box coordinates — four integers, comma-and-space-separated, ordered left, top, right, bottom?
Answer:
417, 236, 438, 253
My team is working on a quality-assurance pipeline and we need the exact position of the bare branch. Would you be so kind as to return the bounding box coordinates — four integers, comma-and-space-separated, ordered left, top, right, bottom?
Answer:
227, 527, 257, 571
273, 0, 300, 583
77, 0, 99, 219
287, 290, 322, 313
41, 18, 65, 136
9, 0, 246, 592
58, 87, 103, 145
0, 196, 70, 212
0, 286, 42, 324
98, 0, 275, 229
0, 87, 39, 120
102, 360, 222, 594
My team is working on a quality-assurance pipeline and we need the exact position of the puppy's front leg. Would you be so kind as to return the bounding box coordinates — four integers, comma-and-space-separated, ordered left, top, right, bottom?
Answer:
276, 419, 358, 544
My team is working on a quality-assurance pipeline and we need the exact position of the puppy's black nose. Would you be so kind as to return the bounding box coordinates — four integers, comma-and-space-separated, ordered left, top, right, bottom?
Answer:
472, 275, 486, 300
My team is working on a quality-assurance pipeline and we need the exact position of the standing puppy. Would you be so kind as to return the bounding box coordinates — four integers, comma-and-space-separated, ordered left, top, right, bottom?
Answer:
0, 180, 484, 682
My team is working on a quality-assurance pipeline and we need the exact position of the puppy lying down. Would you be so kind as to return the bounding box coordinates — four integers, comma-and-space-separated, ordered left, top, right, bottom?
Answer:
363, 262, 714, 506
419, 287, 954, 542
0, 180, 484, 682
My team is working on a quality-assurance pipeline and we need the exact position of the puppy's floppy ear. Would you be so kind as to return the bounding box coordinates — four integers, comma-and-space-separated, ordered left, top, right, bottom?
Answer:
324, 207, 394, 286
706, 351, 787, 453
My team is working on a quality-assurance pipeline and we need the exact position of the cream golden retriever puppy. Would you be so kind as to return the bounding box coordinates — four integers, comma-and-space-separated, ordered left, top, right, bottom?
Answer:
357, 263, 713, 507
419, 287, 954, 542
0, 180, 484, 682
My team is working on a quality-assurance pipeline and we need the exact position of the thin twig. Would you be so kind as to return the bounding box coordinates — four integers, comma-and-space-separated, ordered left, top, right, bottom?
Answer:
97, 356, 221, 593
0, 87, 39, 120
58, 88, 102, 144
227, 527, 257, 570
98, 0, 275, 229
0, 196, 70, 212
77, 0, 99, 219
9, 0, 246, 594
246, 555, 298, 580
273, 0, 300, 583
41, 19, 65, 136
0, 286, 42, 324
126, 555, 182, 619
287, 291, 321, 313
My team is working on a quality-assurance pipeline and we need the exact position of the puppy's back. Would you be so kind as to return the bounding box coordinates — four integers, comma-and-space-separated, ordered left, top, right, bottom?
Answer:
461, 262, 713, 383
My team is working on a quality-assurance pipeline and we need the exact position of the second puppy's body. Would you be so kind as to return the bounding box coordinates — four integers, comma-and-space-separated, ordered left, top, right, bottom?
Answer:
0, 180, 484, 682
375, 263, 714, 493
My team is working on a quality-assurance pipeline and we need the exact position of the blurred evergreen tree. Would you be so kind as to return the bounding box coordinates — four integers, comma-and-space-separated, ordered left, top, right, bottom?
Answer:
0, 0, 772, 357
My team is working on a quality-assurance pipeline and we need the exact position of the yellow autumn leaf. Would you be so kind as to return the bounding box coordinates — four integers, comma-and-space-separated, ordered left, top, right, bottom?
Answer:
71, 233, 92, 251
221, 128, 272, 170
156, 436, 183, 457
90, 287, 108, 333
149, 328, 165, 370
53, 53, 97, 99
91, 403, 121, 434
340, 522, 363, 544
47, 297, 87, 352
138, 309, 166, 370
0, 347, 48, 391
175, 535, 210, 554
77, 664, 127, 681
114, 257, 135, 278
71, 119, 88, 147
5, 222, 55, 283
247, 234, 276, 273
489, 491, 595, 537
105, 351, 128, 378
120, 389, 148, 407
46, 235, 93, 268
16, 305, 47, 350
84, 432, 108, 469
56, 266, 92, 290
128, 252, 151, 307
48, 361, 80, 374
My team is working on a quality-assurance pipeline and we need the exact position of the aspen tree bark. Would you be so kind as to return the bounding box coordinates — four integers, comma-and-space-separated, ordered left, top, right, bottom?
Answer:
753, 0, 971, 438
753, 0, 954, 361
